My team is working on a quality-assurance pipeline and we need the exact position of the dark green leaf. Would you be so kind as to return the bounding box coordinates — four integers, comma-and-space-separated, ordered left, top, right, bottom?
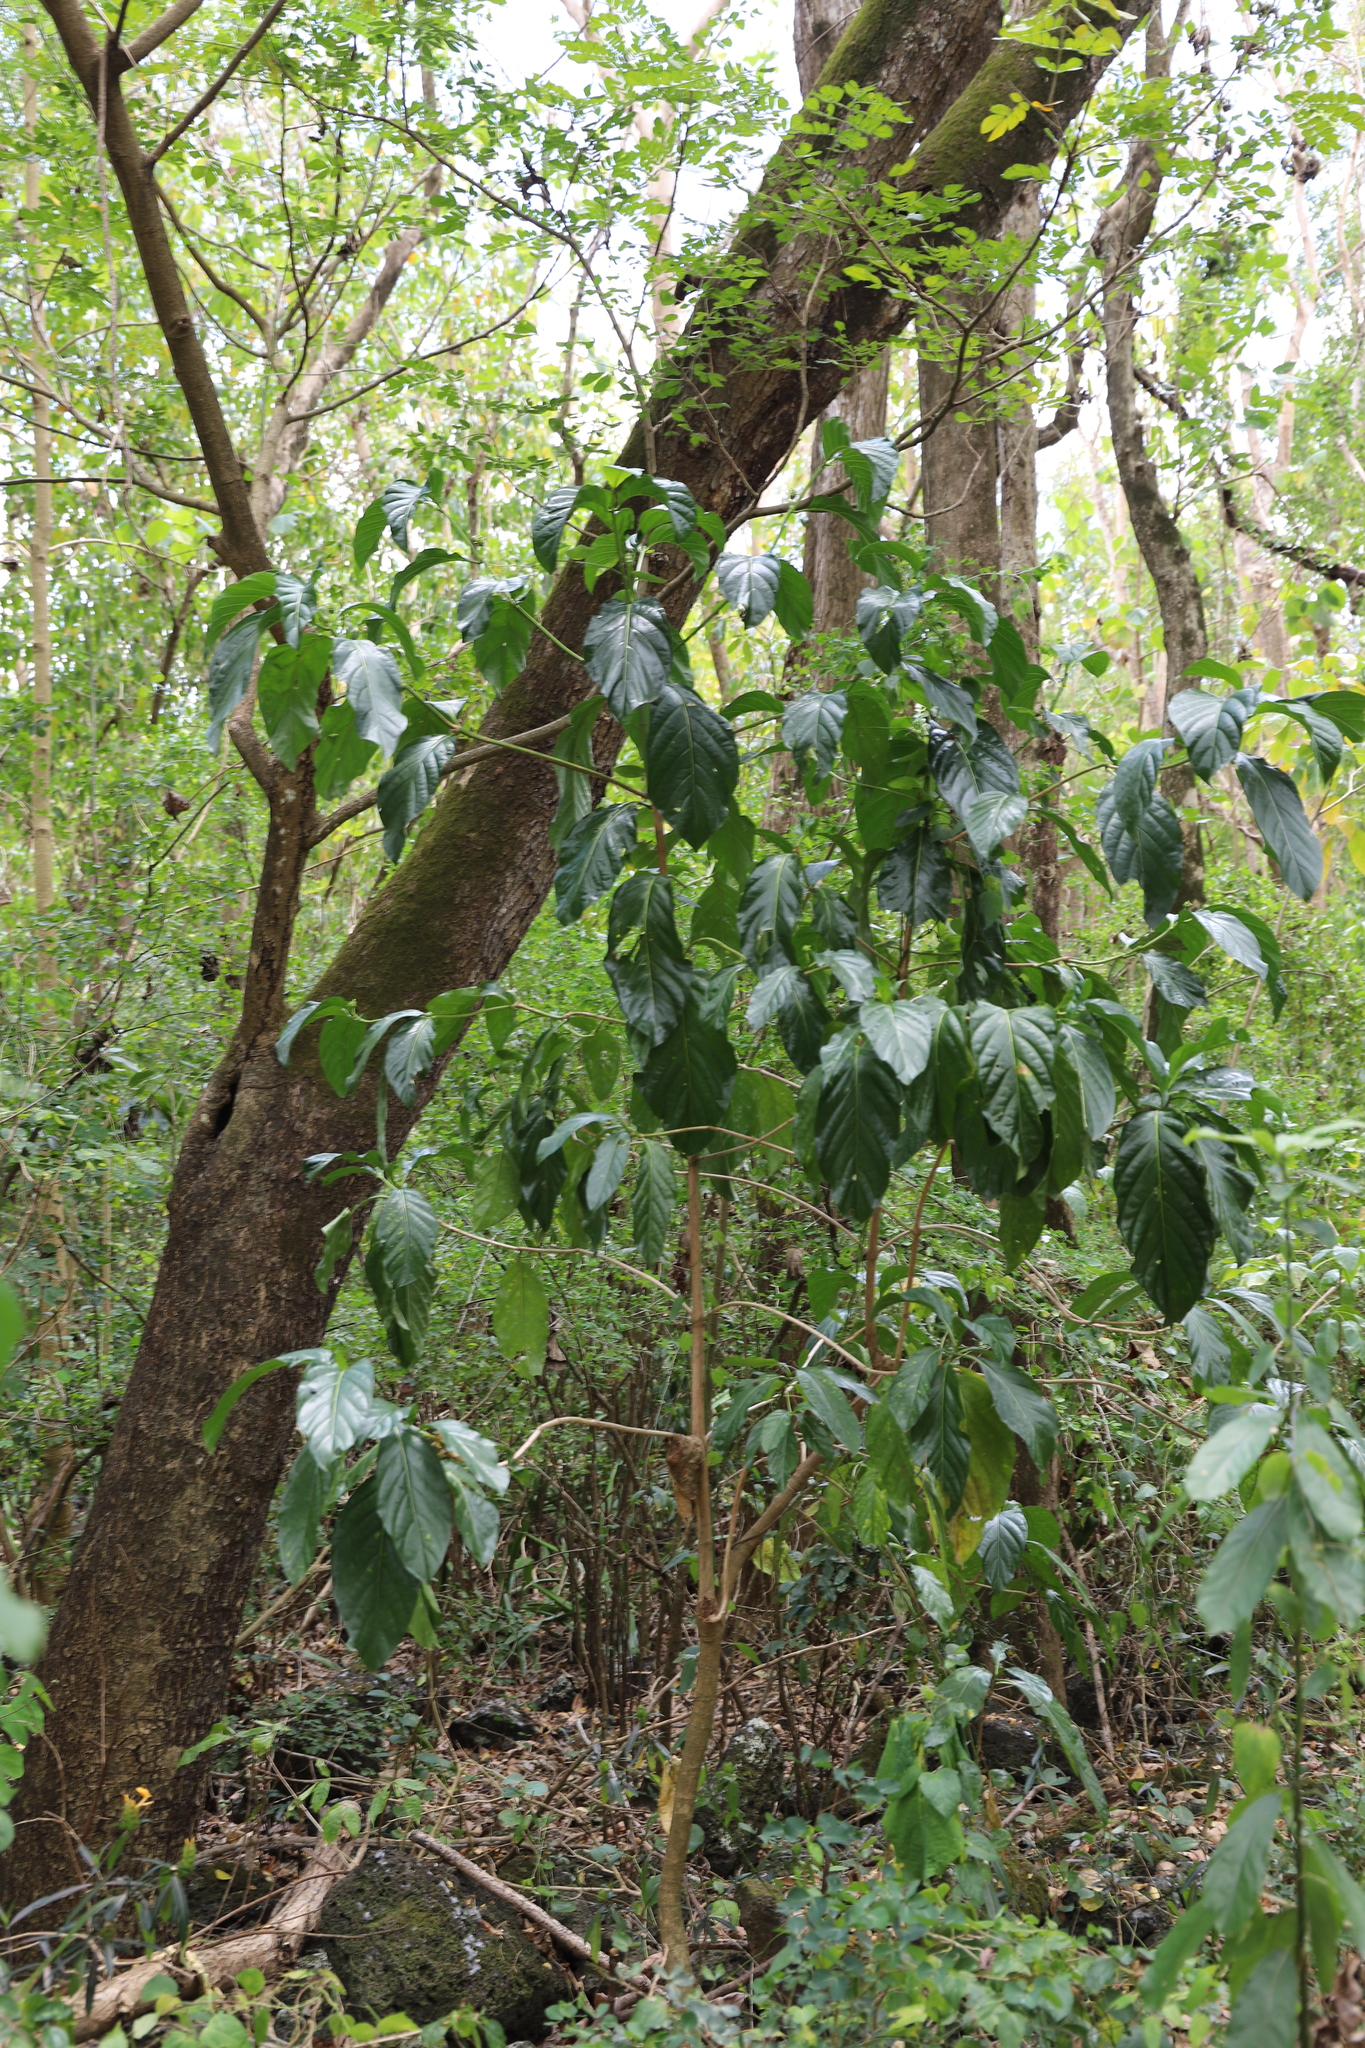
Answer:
334, 638, 407, 755
201, 1352, 300, 1453
548, 695, 601, 852
978, 1503, 1028, 1589
532, 483, 582, 571
715, 552, 782, 627
377, 1426, 453, 1580
841, 435, 899, 512
381, 477, 430, 550
384, 1016, 437, 1107
1236, 753, 1323, 899
814, 1040, 900, 1220
584, 1128, 630, 1212
1146, 954, 1208, 1010
876, 830, 952, 927
583, 597, 672, 719
737, 852, 805, 969
1169, 688, 1250, 777
1266, 696, 1344, 779
273, 573, 317, 649
278, 1446, 334, 1585
606, 871, 691, 1046
638, 995, 738, 1156
331, 1475, 420, 1669
632, 1140, 676, 1267
1226, 1947, 1297, 2048
998, 1184, 1046, 1269
1058, 1023, 1115, 1141
207, 612, 271, 752
646, 685, 740, 847
783, 689, 847, 779
373, 1186, 438, 1293
1113, 1109, 1216, 1322
928, 724, 1020, 821
1193, 908, 1266, 980
1096, 781, 1183, 926
1307, 689, 1365, 740
471, 595, 533, 692
555, 804, 638, 924
1112, 737, 1170, 831
1196, 1497, 1289, 1633
911, 1361, 970, 1513
377, 736, 455, 862
776, 972, 830, 1074
859, 996, 943, 1084
980, 1354, 1057, 1468
353, 500, 386, 570
774, 559, 814, 639
1187, 1132, 1257, 1263
746, 962, 803, 1031
963, 790, 1027, 861
968, 1004, 1055, 1164
857, 585, 922, 673
795, 1366, 863, 1453
907, 660, 978, 737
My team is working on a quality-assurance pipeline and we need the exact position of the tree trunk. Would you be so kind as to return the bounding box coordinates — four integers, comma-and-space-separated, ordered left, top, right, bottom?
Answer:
4, 0, 1135, 1901
919, 331, 1001, 604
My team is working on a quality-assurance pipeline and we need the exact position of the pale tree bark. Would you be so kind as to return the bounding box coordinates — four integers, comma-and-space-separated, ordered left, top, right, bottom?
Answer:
4, 0, 1136, 1902
22, 28, 55, 945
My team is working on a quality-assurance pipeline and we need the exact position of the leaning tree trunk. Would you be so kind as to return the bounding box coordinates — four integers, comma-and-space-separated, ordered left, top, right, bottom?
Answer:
4, 0, 1134, 1901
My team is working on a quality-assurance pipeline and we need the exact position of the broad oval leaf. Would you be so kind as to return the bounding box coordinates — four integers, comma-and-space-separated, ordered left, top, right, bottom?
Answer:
715, 551, 782, 627
584, 1128, 630, 1212
207, 611, 271, 753
376, 1425, 454, 1580
814, 1040, 900, 1221
372, 1186, 439, 1291
968, 1004, 1056, 1165
646, 685, 739, 847
531, 483, 582, 571
795, 1365, 863, 1454
638, 996, 738, 1156
978, 1502, 1029, 1590
859, 996, 943, 1084
783, 689, 848, 780
277, 1446, 335, 1586
737, 852, 805, 969
747, 961, 803, 1032
377, 736, 455, 863
434, 1417, 509, 1494
1235, 753, 1323, 901
856, 585, 922, 673
1168, 687, 1249, 777
583, 597, 672, 719
1184, 1405, 1279, 1501
876, 830, 952, 927
1195, 1494, 1289, 1634
334, 638, 407, 756
555, 804, 639, 925
331, 1474, 420, 1669
493, 1255, 549, 1370
1113, 1109, 1216, 1322
962, 789, 1027, 860
297, 1353, 377, 1462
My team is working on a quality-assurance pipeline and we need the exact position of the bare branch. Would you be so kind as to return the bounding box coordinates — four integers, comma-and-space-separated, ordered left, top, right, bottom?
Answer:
308, 714, 576, 847
123, 0, 206, 66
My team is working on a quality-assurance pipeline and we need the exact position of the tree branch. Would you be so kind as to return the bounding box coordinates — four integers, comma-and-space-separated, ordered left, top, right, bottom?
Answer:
1219, 482, 1365, 590
308, 715, 575, 846
123, 0, 206, 67
147, 0, 290, 164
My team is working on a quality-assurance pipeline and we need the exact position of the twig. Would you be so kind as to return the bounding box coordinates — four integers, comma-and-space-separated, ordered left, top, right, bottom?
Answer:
147, 0, 291, 164
409, 1833, 654, 1990
236, 1553, 330, 1649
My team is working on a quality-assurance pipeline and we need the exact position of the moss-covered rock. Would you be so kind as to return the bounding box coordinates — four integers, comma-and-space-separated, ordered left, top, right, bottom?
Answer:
319, 1846, 568, 2036
697, 1718, 786, 1874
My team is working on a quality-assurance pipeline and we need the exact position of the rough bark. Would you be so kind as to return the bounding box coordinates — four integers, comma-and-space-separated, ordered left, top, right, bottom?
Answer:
4, 0, 1135, 1902
919, 329, 1001, 604
794, 0, 892, 635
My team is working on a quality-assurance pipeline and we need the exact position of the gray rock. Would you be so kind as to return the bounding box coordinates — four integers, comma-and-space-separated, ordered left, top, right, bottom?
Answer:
697, 1718, 785, 1874
535, 1673, 586, 1713
443, 1700, 538, 1751
319, 1846, 568, 2036
735, 1877, 784, 1965
978, 1712, 1042, 1774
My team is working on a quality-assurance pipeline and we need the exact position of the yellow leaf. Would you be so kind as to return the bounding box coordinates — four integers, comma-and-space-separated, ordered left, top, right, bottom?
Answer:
657, 1756, 678, 1835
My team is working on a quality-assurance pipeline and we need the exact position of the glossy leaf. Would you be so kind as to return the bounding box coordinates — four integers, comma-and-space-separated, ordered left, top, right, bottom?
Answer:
979, 1354, 1058, 1469
207, 612, 270, 753
783, 689, 847, 779
582, 597, 672, 719
795, 1366, 863, 1453
857, 585, 922, 674
376, 1426, 453, 1580
1113, 1109, 1216, 1322
968, 1004, 1055, 1164
1096, 781, 1183, 926
531, 483, 582, 570
448, 1469, 500, 1565
297, 1353, 377, 1463
1235, 753, 1323, 900
377, 736, 455, 863
1168, 687, 1249, 777
555, 804, 638, 924
876, 830, 952, 928
814, 1040, 900, 1220
334, 638, 407, 756
715, 551, 782, 626
331, 1476, 420, 1670
606, 872, 692, 1046
646, 685, 740, 846
737, 852, 805, 969
632, 1141, 677, 1267
277, 1446, 334, 1586
910, 1360, 970, 1513
859, 996, 943, 1084
372, 1187, 438, 1291
978, 1503, 1028, 1590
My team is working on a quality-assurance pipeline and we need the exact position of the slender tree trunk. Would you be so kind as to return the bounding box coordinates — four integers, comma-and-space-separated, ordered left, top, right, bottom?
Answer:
4, 0, 1135, 1901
